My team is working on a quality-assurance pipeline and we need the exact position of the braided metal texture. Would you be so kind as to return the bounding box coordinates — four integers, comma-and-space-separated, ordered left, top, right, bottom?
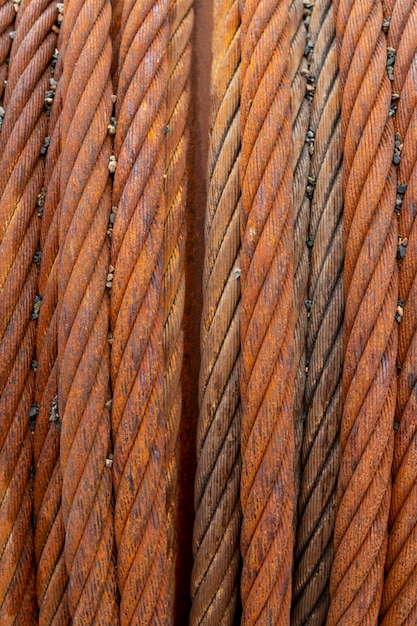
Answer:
33, 30, 70, 625
0, 0, 57, 620
381, 2, 417, 623
0, 0, 15, 104
292, 1, 344, 623
326, 0, 398, 623
164, 0, 193, 611
57, 0, 118, 621
190, 0, 241, 624
110, 0, 170, 622
288, 0, 310, 511
239, 0, 295, 623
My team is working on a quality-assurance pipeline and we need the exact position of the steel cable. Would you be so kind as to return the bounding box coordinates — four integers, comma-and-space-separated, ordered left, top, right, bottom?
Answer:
190, 0, 241, 624
0, 0, 58, 620
326, 0, 398, 623
380, 1, 417, 623
0, 0, 15, 105
239, 0, 295, 623
110, 0, 170, 622
292, 0, 344, 623
33, 21, 71, 625
288, 0, 311, 513
164, 0, 193, 614
57, 0, 118, 621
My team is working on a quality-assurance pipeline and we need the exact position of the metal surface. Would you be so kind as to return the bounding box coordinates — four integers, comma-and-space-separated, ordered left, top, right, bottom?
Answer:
381, 1, 417, 623
110, 0, 170, 622
292, 1, 344, 623
240, 0, 295, 623
326, 0, 398, 623
57, 0, 118, 621
190, 0, 241, 623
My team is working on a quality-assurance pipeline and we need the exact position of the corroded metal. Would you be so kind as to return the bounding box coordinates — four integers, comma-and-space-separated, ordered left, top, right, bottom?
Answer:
33, 24, 70, 625
164, 0, 193, 616
190, 0, 241, 624
239, 0, 295, 623
110, 0, 170, 622
0, 0, 57, 620
381, 1, 417, 623
292, 1, 344, 623
57, 0, 118, 621
326, 0, 398, 623
0, 0, 15, 104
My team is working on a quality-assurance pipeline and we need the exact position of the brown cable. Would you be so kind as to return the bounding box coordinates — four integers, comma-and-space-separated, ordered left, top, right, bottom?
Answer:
110, 0, 170, 622
239, 0, 295, 623
380, 2, 417, 623
288, 0, 311, 513
33, 22, 71, 625
57, 0, 118, 621
0, 0, 15, 104
292, 0, 344, 623
190, 0, 241, 624
0, 0, 57, 620
164, 0, 193, 614
326, 0, 398, 623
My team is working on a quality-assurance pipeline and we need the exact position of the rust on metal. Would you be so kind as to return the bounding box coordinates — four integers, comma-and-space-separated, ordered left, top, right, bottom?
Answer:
0, 0, 57, 620
164, 0, 193, 616
326, 0, 398, 623
33, 22, 70, 625
110, 0, 170, 622
381, 1, 417, 623
190, 0, 241, 623
288, 0, 311, 517
0, 0, 15, 104
292, 0, 344, 623
57, 0, 118, 621
239, 0, 295, 623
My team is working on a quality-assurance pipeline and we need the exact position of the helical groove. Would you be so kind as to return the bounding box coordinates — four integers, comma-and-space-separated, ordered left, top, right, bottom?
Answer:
33, 22, 70, 626
239, 0, 295, 623
190, 0, 241, 624
57, 0, 118, 621
380, 1, 417, 623
288, 0, 311, 512
110, 0, 170, 622
326, 0, 398, 624
0, 0, 57, 620
0, 0, 15, 104
164, 0, 193, 614
292, 0, 344, 623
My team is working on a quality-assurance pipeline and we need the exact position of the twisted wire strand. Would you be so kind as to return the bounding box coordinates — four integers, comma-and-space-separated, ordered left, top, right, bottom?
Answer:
57, 0, 118, 621
0, 0, 15, 104
164, 0, 193, 611
380, 2, 417, 623
239, 0, 295, 623
292, 1, 344, 623
110, 1, 170, 622
326, 0, 398, 623
288, 0, 311, 512
33, 25, 71, 625
190, 0, 241, 623
0, 0, 58, 620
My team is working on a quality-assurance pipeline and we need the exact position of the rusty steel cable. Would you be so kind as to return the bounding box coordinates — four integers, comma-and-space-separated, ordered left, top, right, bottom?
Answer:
380, 2, 417, 623
0, 0, 58, 619
239, 0, 295, 623
326, 0, 398, 624
288, 0, 311, 512
164, 0, 193, 612
57, 0, 118, 621
110, 0, 170, 622
0, 0, 15, 105
33, 25, 71, 625
190, 0, 241, 624
292, 0, 344, 623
